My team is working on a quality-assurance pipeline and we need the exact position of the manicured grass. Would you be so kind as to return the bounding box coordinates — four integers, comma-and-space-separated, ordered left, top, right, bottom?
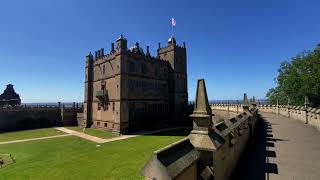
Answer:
0, 128, 65, 142
66, 127, 115, 139
0, 128, 191, 180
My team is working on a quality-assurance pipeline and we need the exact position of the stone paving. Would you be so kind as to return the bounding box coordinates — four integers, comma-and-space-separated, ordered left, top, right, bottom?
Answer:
232, 112, 320, 180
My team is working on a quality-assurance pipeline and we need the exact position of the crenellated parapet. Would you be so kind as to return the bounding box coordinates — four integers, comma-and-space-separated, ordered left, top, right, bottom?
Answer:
141, 79, 259, 180
211, 96, 320, 132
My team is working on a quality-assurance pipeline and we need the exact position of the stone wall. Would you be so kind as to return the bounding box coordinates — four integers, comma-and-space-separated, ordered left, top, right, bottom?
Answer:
211, 104, 320, 131
0, 106, 82, 132
141, 80, 259, 180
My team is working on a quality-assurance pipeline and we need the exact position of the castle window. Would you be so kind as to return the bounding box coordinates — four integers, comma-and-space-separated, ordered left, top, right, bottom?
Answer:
113, 102, 115, 111
129, 80, 134, 91
97, 122, 100, 126
104, 123, 108, 127
141, 63, 147, 74
129, 61, 135, 73
98, 103, 101, 110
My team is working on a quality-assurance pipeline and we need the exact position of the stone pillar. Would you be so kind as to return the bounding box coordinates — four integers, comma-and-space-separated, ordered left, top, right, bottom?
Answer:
251, 96, 257, 109
189, 79, 216, 172
304, 96, 310, 124
243, 93, 250, 112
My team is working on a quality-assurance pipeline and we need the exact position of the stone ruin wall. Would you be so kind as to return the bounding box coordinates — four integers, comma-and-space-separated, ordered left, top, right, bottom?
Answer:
0, 106, 82, 132
211, 104, 320, 131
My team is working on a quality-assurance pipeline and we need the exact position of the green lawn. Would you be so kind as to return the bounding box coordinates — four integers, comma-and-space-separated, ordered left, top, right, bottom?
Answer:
0, 128, 65, 142
0, 128, 191, 180
66, 127, 116, 139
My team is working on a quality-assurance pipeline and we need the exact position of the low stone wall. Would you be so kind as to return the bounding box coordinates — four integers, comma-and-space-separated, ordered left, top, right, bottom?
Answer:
0, 107, 82, 132
211, 104, 320, 131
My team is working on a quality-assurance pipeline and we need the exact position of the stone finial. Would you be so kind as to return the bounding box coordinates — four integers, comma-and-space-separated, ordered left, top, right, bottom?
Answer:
243, 93, 250, 111
146, 46, 150, 56
304, 96, 310, 107
86, 52, 93, 61
183, 42, 186, 48
111, 43, 115, 52
192, 79, 211, 115
189, 79, 219, 152
101, 48, 104, 56
158, 42, 161, 49
252, 96, 257, 107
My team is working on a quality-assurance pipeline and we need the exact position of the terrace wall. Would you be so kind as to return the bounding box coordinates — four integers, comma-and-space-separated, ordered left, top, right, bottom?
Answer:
0, 106, 82, 132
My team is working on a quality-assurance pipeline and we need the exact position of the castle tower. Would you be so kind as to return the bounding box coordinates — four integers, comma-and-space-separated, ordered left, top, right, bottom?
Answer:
158, 37, 188, 122
83, 52, 94, 127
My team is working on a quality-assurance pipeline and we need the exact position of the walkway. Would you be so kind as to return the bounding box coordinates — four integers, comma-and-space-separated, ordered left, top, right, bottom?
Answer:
55, 127, 185, 144
232, 112, 320, 180
0, 134, 71, 145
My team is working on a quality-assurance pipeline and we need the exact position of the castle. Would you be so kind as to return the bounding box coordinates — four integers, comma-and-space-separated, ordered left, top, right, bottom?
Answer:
82, 35, 188, 134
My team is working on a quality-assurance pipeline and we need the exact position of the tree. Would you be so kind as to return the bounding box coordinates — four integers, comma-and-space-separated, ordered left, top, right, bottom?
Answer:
266, 45, 320, 107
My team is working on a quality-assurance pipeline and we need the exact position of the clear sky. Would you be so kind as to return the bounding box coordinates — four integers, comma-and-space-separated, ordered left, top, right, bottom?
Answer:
0, 0, 319, 103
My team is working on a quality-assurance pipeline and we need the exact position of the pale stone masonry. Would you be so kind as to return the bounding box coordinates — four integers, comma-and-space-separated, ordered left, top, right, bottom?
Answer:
141, 79, 259, 180
211, 95, 320, 132
82, 35, 188, 134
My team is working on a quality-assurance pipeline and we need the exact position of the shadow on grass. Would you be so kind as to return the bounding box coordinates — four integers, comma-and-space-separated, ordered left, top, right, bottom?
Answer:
230, 114, 288, 180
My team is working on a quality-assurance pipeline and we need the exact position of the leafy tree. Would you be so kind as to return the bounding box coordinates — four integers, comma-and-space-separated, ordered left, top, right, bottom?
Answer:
266, 44, 320, 107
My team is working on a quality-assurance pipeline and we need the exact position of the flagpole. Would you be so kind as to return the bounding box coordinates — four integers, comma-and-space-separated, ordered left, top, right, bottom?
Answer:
171, 18, 173, 37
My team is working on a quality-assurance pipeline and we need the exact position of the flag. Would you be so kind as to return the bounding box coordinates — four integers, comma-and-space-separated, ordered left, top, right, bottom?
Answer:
171, 17, 176, 26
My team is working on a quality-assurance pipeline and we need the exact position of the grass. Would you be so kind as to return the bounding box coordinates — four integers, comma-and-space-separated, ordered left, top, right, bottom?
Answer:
0, 128, 191, 180
66, 127, 116, 139
0, 128, 65, 142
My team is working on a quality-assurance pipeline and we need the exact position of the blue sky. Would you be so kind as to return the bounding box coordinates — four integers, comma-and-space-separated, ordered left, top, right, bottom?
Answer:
0, 0, 319, 103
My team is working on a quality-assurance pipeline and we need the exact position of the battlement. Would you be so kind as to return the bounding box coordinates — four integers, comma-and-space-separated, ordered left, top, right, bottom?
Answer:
88, 35, 185, 65
211, 101, 320, 132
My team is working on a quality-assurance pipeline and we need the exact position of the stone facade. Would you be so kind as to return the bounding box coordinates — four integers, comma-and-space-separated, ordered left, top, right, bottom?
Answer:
0, 84, 21, 107
82, 36, 188, 134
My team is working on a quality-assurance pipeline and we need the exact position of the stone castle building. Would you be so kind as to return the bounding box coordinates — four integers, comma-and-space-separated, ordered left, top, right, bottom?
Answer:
0, 84, 21, 107
82, 35, 188, 134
